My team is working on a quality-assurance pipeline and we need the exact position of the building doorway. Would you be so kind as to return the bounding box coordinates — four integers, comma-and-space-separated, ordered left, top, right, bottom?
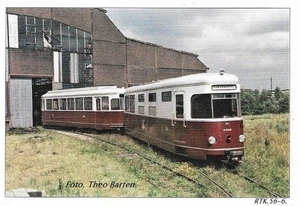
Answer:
32, 78, 52, 126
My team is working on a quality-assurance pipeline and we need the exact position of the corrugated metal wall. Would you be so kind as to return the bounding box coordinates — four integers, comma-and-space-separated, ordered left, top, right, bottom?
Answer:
10, 78, 33, 127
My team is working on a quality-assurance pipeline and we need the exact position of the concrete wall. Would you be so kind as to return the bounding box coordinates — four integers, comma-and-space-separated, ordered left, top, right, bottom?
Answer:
8, 49, 53, 78
125, 39, 207, 85
92, 8, 127, 87
6, 7, 52, 19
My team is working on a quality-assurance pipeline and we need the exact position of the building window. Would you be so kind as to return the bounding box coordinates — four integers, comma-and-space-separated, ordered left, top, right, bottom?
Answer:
11, 14, 93, 86
162, 91, 172, 102
53, 51, 62, 83
7, 14, 19, 48
51, 19, 62, 50
70, 53, 79, 83
149, 93, 156, 102
25, 16, 36, 49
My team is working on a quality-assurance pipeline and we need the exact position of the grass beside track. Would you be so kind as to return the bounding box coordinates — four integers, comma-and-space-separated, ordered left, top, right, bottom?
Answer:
5, 128, 208, 197
5, 113, 289, 197
238, 113, 289, 197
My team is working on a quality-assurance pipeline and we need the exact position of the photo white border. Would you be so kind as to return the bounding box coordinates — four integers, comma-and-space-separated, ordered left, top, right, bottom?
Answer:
1, 0, 299, 206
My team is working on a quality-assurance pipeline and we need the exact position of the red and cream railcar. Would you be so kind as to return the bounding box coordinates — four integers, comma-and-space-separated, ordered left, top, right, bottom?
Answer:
41, 86, 125, 130
124, 71, 245, 163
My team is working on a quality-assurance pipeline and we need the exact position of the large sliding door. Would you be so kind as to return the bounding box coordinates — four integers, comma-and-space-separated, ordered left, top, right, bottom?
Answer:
10, 78, 33, 127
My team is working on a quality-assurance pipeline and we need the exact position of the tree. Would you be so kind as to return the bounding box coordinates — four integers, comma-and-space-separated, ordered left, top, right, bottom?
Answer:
241, 88, 289, 115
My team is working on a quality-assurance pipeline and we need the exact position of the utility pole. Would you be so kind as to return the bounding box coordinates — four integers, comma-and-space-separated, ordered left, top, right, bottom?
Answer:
270, 77, 273, 91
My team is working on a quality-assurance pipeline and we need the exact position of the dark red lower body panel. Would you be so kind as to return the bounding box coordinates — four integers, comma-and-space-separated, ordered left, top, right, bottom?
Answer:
125, 113, 244, 160
42, 111, 124, 130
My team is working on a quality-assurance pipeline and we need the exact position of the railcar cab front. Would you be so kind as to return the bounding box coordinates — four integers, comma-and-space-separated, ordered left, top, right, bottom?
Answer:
124, 72, 245, 163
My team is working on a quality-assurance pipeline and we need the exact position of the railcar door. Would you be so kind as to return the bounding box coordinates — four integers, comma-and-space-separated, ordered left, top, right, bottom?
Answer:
173, 91, 185, 123
172, 91, 188, 155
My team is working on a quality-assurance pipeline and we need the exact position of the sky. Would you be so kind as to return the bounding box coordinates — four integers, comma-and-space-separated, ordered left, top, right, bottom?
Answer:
105, 8, 290, 90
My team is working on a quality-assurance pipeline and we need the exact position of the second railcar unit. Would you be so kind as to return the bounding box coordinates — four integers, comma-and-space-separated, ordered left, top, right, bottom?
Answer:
41, 86, 125, 130
124, 71, 245, 163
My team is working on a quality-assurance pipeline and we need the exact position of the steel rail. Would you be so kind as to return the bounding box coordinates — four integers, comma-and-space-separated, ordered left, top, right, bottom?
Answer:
51, 129, 234, 198
230, 170, 284, 198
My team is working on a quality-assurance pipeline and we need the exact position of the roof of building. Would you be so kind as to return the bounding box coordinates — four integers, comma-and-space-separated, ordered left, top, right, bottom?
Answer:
127, 38, 199, 57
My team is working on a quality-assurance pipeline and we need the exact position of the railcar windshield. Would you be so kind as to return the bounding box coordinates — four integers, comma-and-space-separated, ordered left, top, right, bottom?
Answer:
191, 93, 241, 119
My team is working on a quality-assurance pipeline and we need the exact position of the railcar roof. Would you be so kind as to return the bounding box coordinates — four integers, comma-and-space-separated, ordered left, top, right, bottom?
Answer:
125, 72, 239, 92
42, 86, 125, 98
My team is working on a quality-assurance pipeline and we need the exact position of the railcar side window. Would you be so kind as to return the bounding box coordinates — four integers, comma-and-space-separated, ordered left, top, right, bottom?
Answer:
96, 98, 101, 111
42, 99, 45, 111
67, 98, 75, 110
149, 93, 156, 102
191, 94, 212, 118
176, 94, 184, 118
46, 99, 52, 110
129, 95, 135, 113
125, 96, 129, 112
162, 91, 172, 102
111, 98, 121, 110
84, 97, 93, 110
125, 95, 135, 113
75, 97, 84, 110
60, 98, 67, 110
138, 106, 144, 114
149, 106, 156, 116
120, 97, 124, 110
101, 96, 109, 110
53, 99, 59, 110
138, 94, 144, 102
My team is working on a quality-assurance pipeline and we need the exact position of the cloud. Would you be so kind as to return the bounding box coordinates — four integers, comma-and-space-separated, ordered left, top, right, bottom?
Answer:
106, 8, 290, 89
237, 9, 290, 35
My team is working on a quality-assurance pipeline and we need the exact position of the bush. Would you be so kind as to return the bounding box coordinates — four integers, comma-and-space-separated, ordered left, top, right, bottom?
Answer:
241, 87, 289, 115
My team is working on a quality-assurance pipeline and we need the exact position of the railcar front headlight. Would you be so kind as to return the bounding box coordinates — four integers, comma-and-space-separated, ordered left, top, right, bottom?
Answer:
208, 136, 216, 145
239, 134, 246, 143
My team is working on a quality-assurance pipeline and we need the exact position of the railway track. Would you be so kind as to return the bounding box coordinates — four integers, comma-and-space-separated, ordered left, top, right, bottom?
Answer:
52, 129, 234, 198
192, 160, 285, 198
51, 129, 285, 198
229, 169, 284, 198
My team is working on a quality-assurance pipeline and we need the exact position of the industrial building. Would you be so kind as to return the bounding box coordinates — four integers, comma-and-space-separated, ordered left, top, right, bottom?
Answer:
5, 7, 208, 128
